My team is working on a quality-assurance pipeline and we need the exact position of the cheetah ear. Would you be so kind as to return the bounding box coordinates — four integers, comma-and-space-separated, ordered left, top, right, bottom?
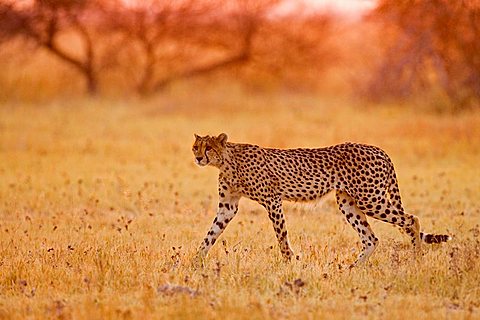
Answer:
194, 134, 200, 139
217, 133, 228, 147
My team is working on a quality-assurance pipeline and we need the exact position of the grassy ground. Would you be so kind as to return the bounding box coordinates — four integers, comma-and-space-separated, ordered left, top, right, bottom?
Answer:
1, 89, 479, 319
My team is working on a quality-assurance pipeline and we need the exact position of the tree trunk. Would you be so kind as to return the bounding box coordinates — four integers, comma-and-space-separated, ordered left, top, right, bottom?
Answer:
85, 69, 98, 96
137, 40, 155, 95
151, 51, 249, 93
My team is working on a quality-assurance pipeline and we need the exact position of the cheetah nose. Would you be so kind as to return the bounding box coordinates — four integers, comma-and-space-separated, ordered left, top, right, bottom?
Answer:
196, 157, 203, 162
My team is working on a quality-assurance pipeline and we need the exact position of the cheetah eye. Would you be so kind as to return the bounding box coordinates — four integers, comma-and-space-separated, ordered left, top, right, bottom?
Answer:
193, 146, 198, 151
205, 146, 212, 151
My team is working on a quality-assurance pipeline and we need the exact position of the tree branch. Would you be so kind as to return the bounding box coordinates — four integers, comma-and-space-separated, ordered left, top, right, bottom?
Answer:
149, 14, 255, 93
152, 50, 250, 92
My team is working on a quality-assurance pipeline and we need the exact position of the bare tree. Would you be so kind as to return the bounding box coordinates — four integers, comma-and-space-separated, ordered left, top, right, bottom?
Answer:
103, 0, 279, 95
149, 0, 261, 92
0, 0, 105, 95
104, 0, 335, 94
366, 0, 480, 109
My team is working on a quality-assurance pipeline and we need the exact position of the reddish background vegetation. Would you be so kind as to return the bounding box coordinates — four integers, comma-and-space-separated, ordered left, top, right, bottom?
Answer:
0, 0, 479, 110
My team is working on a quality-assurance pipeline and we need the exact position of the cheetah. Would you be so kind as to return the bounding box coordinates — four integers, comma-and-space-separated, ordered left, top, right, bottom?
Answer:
192, 133, 451, 266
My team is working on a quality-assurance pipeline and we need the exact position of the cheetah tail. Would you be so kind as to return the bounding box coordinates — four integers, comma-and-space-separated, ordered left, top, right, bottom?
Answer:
420, 232, 452, 244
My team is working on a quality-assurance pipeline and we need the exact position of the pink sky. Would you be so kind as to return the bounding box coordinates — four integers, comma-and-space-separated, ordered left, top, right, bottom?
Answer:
281, 0, 376, 17
308, 0, 376, 13
115, 0, 377, 16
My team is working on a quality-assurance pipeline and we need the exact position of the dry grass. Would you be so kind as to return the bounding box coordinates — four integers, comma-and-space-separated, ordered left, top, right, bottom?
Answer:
1, 89, 480, 319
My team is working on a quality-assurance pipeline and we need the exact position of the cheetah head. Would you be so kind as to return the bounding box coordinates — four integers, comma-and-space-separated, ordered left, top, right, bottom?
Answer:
192, 133, 228, 167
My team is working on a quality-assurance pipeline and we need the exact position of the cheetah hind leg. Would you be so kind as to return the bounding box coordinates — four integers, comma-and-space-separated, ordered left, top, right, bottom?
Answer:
400, 214, 422, 256
336, 191, 379, 267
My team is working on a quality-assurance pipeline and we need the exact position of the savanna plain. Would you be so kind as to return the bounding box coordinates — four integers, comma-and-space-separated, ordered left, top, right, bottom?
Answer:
1, 89, 480, 319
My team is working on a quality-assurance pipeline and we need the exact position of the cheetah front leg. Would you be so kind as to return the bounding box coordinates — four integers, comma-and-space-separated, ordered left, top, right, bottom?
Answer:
336, 191, 379, 267
195, 187, 240, 263
260, 195, 295, 261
